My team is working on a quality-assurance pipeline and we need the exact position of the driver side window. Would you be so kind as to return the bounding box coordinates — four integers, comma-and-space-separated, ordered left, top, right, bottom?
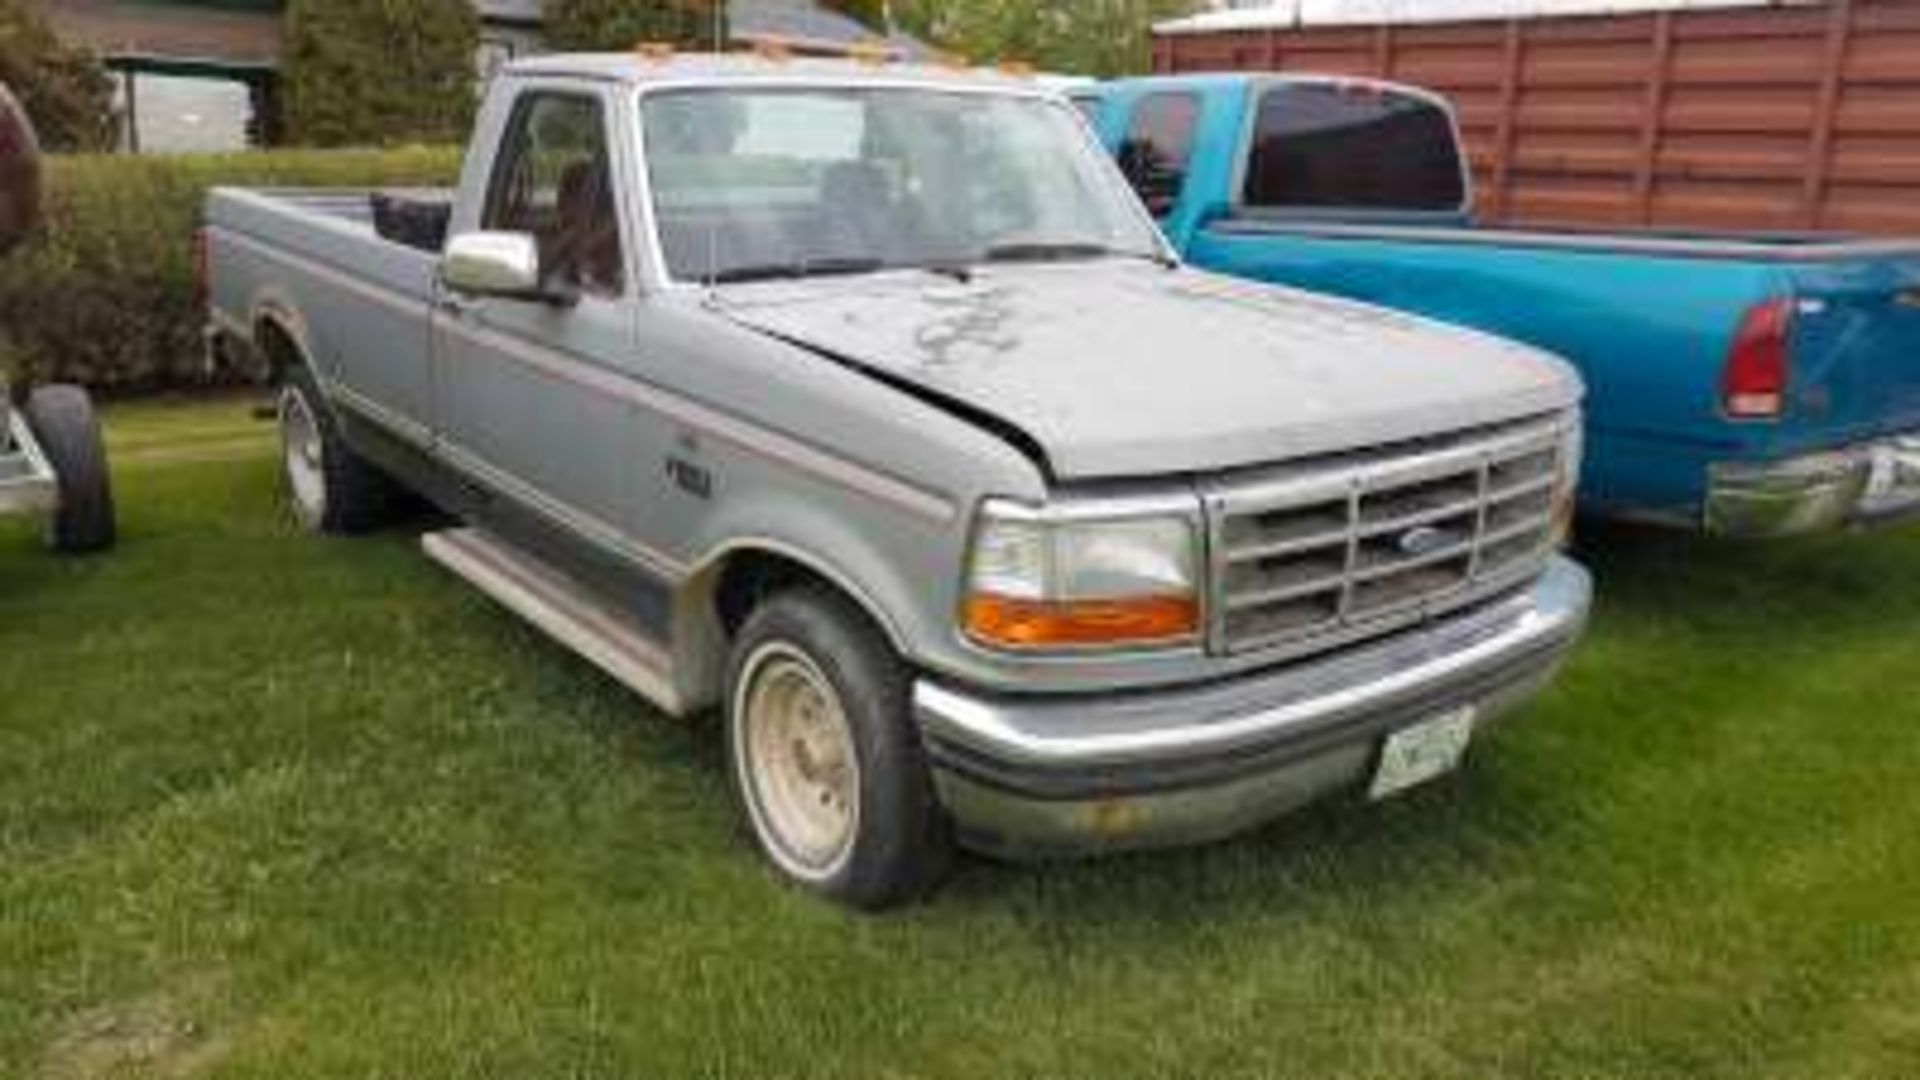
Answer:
483, 92, 625, 297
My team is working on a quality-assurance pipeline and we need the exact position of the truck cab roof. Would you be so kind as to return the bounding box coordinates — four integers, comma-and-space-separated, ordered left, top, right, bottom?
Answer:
503, 52, 1055, 95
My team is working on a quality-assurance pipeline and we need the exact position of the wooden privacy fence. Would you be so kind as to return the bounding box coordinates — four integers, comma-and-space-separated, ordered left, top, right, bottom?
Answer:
1151, 1, 1920, 235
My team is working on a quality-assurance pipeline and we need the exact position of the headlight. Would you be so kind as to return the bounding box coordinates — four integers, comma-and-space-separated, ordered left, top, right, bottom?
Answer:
963, 499, 1201, 651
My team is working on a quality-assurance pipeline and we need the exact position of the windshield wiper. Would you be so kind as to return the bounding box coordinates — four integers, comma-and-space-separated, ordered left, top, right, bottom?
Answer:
980, 241, 1175, 268
707, 256, 885, 285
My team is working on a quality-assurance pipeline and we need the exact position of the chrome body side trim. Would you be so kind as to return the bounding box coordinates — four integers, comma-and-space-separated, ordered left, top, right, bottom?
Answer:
324, 376, 434, 449
436, 439, 691, 582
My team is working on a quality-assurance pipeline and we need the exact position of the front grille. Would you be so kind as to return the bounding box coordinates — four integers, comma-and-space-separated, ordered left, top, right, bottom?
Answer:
1205, 412, 1574, 655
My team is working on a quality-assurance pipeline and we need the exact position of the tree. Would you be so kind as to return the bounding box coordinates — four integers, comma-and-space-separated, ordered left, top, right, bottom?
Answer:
0, 0, 114, 152
543, 0, 724, 52
282, 0, 479, 147
895, 0, 1200, 78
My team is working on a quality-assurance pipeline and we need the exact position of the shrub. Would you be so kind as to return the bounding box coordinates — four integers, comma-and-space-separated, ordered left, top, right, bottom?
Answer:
282, 0, 479, 148
894, 0, 1201, 77
0, 147, 462, 391
544, 0, 723, 51
0, 0, 114, 151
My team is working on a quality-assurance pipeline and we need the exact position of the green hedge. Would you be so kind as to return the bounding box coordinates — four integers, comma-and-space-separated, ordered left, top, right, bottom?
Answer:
283, 0, 480, 147
544, 0, 723, 50
0, 147, 462, 390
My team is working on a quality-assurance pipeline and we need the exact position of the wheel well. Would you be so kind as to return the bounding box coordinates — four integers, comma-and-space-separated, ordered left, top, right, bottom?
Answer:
714, 550, 828, 638
255, 317, 303, 384
708, 547, 905, 654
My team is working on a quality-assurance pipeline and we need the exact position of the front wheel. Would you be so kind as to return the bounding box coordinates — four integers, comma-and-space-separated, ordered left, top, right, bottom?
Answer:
725, 586, 951, 909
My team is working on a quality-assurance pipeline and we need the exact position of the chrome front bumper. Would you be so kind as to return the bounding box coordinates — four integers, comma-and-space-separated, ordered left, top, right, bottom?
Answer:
0, 409, 58, 517
1706, 433, 1920, 537
914, 556, 1592, 857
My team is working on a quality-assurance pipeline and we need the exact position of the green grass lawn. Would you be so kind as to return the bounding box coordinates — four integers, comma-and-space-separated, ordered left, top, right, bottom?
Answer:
5, 397, 1920, 1079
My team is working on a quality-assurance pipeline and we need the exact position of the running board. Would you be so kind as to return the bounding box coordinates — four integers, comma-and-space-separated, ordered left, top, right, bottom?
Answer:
422, 527, 684, 714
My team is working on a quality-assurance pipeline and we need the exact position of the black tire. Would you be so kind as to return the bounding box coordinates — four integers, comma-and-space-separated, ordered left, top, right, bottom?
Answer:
24, 384, 115, 554
725, 585, 952, 909
278, 365, 397, 534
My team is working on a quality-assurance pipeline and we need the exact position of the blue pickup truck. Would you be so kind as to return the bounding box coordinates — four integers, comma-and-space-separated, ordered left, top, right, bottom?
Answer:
1077, 73, 1920, 536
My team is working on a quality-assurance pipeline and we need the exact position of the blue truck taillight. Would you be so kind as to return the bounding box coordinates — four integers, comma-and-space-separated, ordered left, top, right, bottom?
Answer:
1722, 297, 1794, 421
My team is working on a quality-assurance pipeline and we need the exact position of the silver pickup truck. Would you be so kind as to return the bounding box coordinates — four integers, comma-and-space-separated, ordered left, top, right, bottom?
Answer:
204, 55, 1592, 908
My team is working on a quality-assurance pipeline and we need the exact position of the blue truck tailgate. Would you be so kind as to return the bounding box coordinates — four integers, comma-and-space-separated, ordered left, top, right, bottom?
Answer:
1788, 245, 1920, 443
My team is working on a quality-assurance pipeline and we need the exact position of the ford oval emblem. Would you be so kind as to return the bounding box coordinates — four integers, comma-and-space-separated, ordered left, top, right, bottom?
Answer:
1397, 525, 1458, 557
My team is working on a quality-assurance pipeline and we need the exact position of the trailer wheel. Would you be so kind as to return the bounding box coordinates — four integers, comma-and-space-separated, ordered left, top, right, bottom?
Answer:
24, 384, 115, 554
278, 365, 397, 534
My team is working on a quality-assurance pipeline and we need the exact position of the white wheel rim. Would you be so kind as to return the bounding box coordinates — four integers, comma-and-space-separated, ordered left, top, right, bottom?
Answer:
734, 643, 860, 880
279, 386, 327, 528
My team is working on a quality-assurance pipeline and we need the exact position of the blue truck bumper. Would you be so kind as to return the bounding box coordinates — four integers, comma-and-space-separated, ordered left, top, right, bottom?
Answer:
1705, 431, 1920, 537
913, 557, 1591, 858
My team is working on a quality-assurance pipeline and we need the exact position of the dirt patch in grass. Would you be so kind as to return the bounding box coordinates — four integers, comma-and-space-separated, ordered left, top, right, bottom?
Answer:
39, 973, 231, 1080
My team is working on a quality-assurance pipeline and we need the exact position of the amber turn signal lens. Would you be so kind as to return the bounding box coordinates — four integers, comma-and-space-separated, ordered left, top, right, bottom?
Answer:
964, 593, 1199, 649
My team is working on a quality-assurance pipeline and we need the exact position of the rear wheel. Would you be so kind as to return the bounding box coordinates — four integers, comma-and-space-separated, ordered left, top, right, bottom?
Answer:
725, 586, 951, 909
24, 385, 115, 554
278, 366, 397, 534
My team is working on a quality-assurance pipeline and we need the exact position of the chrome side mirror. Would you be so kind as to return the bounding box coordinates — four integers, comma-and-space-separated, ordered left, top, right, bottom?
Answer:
440, 231, 571, 304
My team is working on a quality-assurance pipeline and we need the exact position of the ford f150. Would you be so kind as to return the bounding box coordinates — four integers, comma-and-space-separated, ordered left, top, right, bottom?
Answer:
204, 55, 1591, 908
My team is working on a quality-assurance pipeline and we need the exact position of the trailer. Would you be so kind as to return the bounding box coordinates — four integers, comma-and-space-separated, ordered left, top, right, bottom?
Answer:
0, 83, 115, 554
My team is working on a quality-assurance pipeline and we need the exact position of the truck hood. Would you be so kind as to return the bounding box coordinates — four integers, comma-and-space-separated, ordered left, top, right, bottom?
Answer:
717, 264, 1581, 480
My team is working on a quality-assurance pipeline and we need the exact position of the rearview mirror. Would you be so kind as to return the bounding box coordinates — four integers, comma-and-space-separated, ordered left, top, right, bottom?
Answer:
440, 231, 571, 304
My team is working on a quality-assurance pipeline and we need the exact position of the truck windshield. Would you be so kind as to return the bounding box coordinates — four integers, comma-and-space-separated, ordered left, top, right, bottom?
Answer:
640, 87, 1166, 283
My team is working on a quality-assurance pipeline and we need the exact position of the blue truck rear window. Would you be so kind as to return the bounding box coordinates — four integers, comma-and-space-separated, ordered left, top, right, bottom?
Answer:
1118, 92, 1200, 219
1243, 84, 1466, 213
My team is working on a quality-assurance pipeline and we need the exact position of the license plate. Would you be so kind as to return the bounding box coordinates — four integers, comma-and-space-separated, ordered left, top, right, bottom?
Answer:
1369, 706, 1477, 800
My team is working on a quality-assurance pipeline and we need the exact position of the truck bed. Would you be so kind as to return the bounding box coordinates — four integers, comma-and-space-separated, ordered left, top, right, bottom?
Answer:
205, 187, 450, 422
